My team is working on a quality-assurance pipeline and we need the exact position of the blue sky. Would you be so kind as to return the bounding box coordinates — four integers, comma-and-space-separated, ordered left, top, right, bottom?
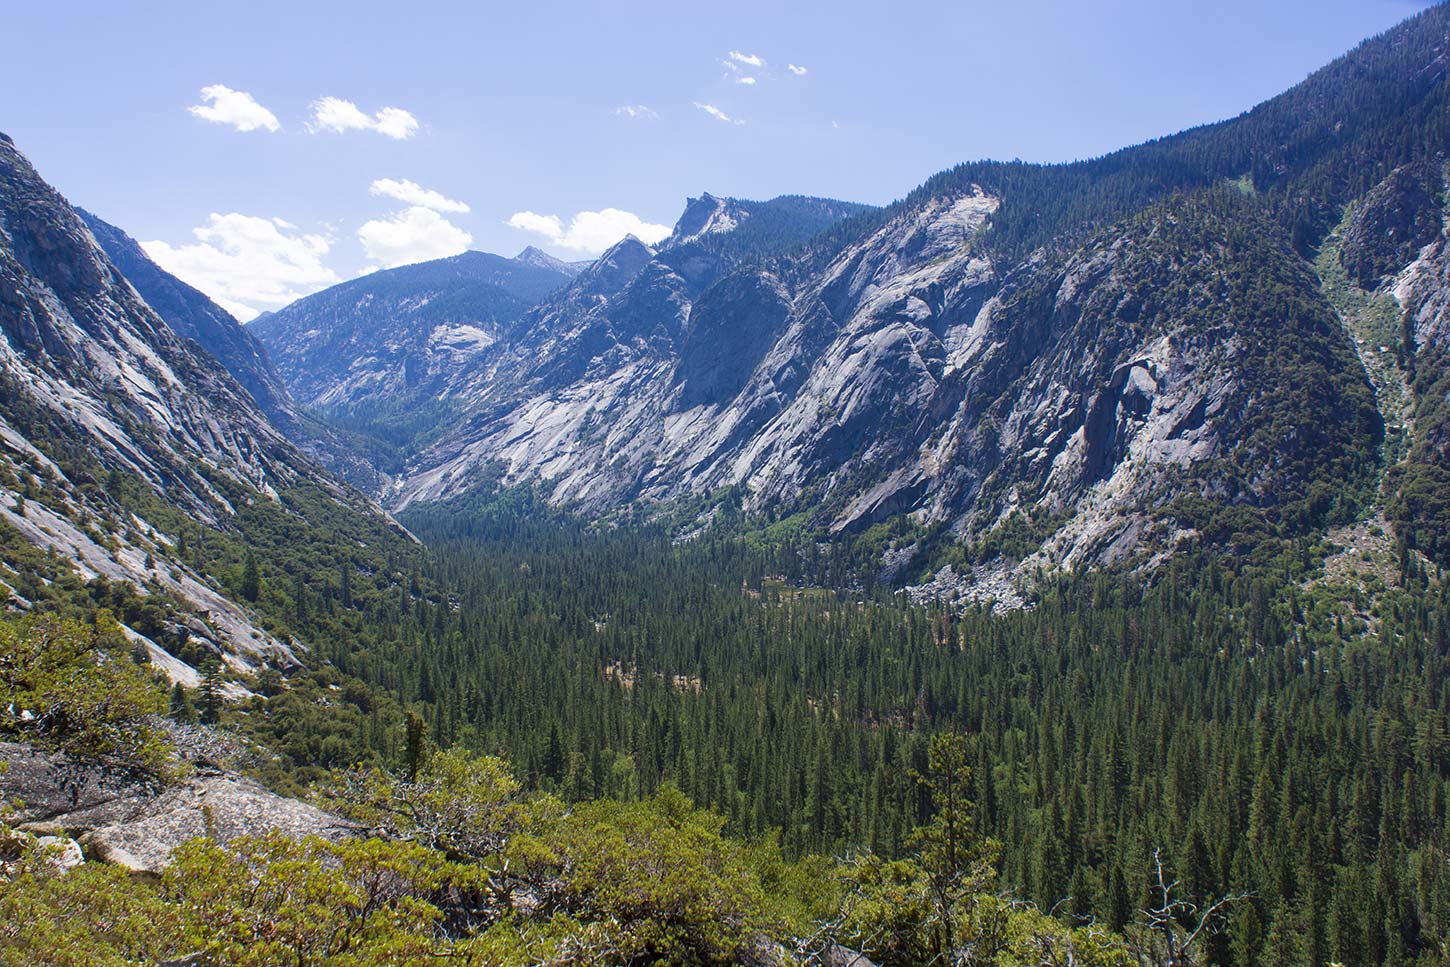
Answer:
1, 0, 1434, 319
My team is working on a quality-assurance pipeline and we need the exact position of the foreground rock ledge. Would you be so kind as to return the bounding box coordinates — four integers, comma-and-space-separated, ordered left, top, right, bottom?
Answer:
0, 741, 354, 874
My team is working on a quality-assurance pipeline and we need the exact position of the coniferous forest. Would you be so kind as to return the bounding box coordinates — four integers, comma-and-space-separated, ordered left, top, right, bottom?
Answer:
6, 487, 1449, 965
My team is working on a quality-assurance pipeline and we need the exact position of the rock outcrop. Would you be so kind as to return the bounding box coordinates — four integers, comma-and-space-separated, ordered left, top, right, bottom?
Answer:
1341, 161, 1445, 291
388, 187, 1378, 576
1, 741, 353, 874
249, 249, 576, 416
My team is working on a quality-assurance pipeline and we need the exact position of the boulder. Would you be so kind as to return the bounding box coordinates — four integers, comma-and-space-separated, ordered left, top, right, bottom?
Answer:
0, 828, 85, 876
823, 945, 878, 967
31, 835, 84, 873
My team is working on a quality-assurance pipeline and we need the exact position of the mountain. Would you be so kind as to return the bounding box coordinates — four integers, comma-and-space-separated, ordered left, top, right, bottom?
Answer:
0, 131, 420, 690
253, 195, 871, 461
663, 192, 876, 258
364, 5, 1450, 587
249, 249, 578, 458
7, 11, 1450, 961
251, 249, 575, 408
513, 245, 589, 277
396, 189, 1379, 576
76, 210, 293, 419
76, 209, 386, 491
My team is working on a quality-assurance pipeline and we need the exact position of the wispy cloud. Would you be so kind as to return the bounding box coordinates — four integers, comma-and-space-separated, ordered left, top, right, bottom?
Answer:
369, 178, 469, 213
728, 50, 765, 68
694, 102, 745, 125
507, 207, 671, 254
735, 77, 757, 86
142, 214, 338, 320
308, 97, 419, 139
787, 64, 808, 76
615, 104, 660, 120
187, 85, 280, 133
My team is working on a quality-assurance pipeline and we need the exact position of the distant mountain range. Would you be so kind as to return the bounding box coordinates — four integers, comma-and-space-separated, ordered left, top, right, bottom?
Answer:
3, 2, 1450, 611
247, 3, 1450, 591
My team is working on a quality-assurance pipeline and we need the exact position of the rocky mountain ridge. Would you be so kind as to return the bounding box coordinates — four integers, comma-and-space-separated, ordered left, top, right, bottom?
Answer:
249, 249, 577, 417
37, 2, 1450, 597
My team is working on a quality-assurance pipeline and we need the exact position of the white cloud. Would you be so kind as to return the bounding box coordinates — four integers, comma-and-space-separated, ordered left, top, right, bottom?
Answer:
507, 211, 565, 238
728, 50, 765, 67
788, 64, 808, 76
369, 178, 469, 213
736, 76, 757, 86
615, 104, 659, 120
694, 102, 744, 125
358, 206, 472, 268
142, 214, 338, 321
308, 97, 420, 139
187, 85, 280, 133
507, 208, 670, 254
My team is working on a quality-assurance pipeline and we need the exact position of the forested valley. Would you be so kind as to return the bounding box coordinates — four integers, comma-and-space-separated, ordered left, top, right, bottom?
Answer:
16, 483, 1431, 966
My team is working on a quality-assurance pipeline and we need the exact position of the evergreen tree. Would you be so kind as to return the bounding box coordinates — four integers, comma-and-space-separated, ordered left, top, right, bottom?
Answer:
199, 660, 223, 726
169, 682, 197, 725
241, 550, 260, 603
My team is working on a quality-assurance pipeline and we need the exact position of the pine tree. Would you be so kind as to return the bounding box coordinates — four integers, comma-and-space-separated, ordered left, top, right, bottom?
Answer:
169, 682, 197, 724
403, 710, 428, 781
241, 550, 260, 603
199, 660, 223, 725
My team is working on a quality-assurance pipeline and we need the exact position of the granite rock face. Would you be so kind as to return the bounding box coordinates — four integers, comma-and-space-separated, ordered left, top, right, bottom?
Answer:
1, 741, 353, 874
386, 187, 1377, 574
1341, 161, 1445, 291
246, 7, 1450, 584
78, 209, 387, 492
249, 249, 575, 414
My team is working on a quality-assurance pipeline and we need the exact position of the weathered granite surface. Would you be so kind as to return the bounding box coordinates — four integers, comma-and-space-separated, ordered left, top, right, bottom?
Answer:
1, 741, 354, 874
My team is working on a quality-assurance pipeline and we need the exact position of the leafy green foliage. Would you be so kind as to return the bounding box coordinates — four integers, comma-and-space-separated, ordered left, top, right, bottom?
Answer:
322, 747, 526, 863
0, 742, 1138, 967
0, 612, 171, 783
0, 859, 188, 967
167, 834, 476, 967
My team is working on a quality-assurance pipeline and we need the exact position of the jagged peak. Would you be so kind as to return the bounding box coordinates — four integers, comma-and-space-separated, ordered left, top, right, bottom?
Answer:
668, 193, 742, 246
600, 233, 655, 261
562, 234, 655, 300
514, 245, 589, 279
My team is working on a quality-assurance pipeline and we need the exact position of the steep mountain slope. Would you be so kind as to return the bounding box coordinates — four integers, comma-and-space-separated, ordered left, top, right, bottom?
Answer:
399, 188, 1379, 574
0, 131, 419, 688
667, 193, 875, 259
1378, 162, 1450, 567
375, 6, 1450, 581
77, 210, 293, 420
77, 210, 387, 491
